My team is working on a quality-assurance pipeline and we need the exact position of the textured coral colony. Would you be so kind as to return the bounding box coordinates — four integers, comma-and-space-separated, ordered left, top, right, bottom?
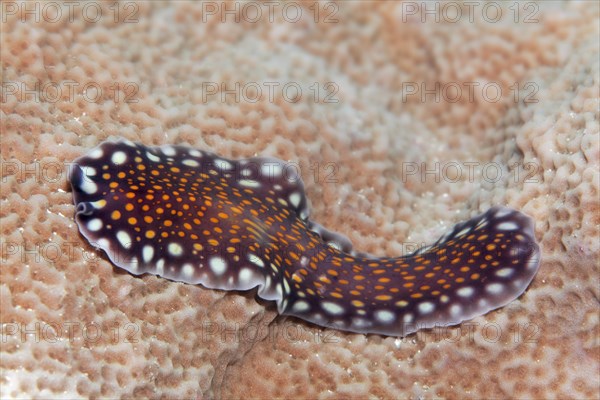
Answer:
4, 0, 599, 398
69, 140, 540, 336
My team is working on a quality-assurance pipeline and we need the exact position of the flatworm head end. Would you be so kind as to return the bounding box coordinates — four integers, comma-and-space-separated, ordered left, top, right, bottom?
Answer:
68, 139, 314, 297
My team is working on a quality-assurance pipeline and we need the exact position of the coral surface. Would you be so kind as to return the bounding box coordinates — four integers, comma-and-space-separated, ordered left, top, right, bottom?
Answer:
1, 1, 598, 399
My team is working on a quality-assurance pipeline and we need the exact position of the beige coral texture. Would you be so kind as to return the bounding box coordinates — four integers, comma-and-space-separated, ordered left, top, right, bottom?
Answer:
1, 1, 599, 399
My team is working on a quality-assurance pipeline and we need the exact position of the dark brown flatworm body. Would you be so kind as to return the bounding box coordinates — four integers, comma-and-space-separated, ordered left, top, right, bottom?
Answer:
69, 140, 540, 336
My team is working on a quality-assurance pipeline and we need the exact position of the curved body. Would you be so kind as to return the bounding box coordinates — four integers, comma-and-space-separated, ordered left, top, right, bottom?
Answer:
69, 140, 540, 336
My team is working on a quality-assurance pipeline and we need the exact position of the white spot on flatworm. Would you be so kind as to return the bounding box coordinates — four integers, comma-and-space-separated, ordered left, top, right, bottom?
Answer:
88, 148, 103, 159
289, 192, 301, 208
497, 221, 519, 231
80, 179, 97, 195
327, 241, 342, 251
375, 310, 395, 323
241, 168, 252, 177
215, 159, 233, 170
352, 318, 368, 328
283, 278, 290, 294
209, 256, 227, 275
146, 152, 160, 162
450, 304, 462, 317
87, 218, 102, 232
418, 302, 435, 314
156, 259, 165, 274
168, 243, 183, 257
182, 159, 199, 167
495, 268, 514, 277
111, 151, 127, 165
116, 231, 132, 249
142, 245, 154, 263
83, 166, 96, 176
182, 264, 195, 279
322, 301, 344, 315
238, 268, 253, 285
90, 200, 105, 209
457, 287, 474, 297
261, 163, 283, 178
292, 301, 309, 312
457, 227, 471, 237
495, 208, 512, 218
162, 146, 176, 156
486, 283, 504, 294
248, 254, 264, 268
239, 179, 261, 188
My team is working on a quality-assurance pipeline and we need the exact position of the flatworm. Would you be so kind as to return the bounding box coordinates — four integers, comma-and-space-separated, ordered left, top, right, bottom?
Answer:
69, 140, 540, 336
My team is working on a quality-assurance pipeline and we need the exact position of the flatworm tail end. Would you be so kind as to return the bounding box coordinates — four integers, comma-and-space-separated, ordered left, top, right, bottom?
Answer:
415, 206, 541, 326
283, 206, 541, 336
